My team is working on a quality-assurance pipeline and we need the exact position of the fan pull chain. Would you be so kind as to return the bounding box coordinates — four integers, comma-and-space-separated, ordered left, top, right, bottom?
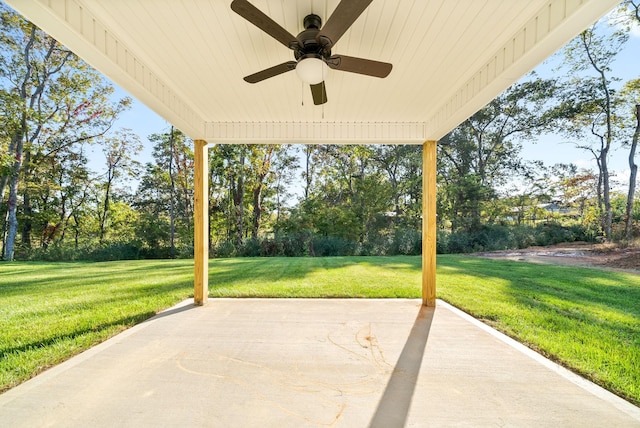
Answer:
322, 81, 326, 119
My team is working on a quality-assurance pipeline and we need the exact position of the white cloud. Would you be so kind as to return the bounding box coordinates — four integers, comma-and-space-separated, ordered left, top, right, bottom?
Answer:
574, 158, 596, 169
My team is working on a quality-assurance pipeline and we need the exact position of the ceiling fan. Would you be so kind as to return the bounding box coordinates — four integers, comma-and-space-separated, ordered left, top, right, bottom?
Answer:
231, 0, 392, 105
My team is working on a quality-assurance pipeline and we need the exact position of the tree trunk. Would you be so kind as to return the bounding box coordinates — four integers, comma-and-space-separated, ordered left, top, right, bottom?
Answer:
0, 176, 9, 210
625, 105, 640, 241
4, 121, 26, 261
595, 154, 604, 215
21, 150, 32, 247
304, 146, 312, 200
4, 165, 21, 261
168, 127, 176, 258
250, 148, 273, 239
579, 30, 615, 240
275, 174, 283, 230
601, 151, 612, 239
232, 150, 245, 248
251, 185, 262, 240
99, 172, 112, 243
55, 195, 68, 247
4, 99, 28, 261
1, 209, 8, 259
73, 214, 80, 249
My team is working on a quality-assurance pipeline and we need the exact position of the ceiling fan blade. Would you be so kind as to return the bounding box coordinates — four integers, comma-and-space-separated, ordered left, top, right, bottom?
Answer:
319, 0, 373, 46
244, 61, 297, 83
231, 0, 298, 49
327, 55, 392, 78
310, 82, 328, 105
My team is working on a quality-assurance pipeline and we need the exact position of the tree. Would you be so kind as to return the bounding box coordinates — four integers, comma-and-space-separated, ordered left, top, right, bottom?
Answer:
0, 5, 129, 260
271, 146, 298, 231
559, 22, 629, 240
438, 77, 567, 232
302, 145, 315, 201
559, 168, 599, 220
29, 143, 91, 249
247, 145, 275, 239
499, 161, 552, 226
371, 145, 422, 228
207, 144, 298, 250
298, 145, 393, 245
135, 162, 171, 252
136, 127, 193, 256
229, 146, 246, 247
621, 0, 640, 242
625, 103, 640, 240
620, 1, 640, 26
97, 129, 142, 243
208, 145, 248, 247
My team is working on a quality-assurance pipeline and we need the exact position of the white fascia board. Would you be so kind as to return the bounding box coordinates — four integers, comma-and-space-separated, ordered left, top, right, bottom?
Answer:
204, 121, 428, 144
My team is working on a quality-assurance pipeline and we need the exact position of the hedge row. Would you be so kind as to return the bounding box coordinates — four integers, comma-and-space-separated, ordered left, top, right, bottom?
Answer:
15, 223, 591, 261
213, 223, 590, 257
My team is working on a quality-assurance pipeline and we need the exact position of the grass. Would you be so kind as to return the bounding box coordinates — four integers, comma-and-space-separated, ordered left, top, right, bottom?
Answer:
0, 256, 639, 405
436, 256, 640, 406
0, 260, 194, 393
207, 256, 421, 297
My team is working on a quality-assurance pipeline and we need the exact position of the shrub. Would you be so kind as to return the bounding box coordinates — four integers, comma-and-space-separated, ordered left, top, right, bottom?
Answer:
239, 238, 260, 257
359, 232, 391, 256
436, 230, 449, 254
390, 228, 422, 255
215, 240, 236, 258
282, 231, 314, 257
534, 222, 579, 246
17, 244, 83, 261
312, 236, 357, 256
13, 222, 595, 261
88, 242, 141, 261
446, 231, 471, 253
258, 238, 283, 257
434, 223, 592, 254
511, 225, 537, 249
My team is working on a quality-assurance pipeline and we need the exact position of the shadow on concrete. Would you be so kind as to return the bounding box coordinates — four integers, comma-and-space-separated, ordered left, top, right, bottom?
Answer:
146, 302, 196, 321
369, 305, 435, 427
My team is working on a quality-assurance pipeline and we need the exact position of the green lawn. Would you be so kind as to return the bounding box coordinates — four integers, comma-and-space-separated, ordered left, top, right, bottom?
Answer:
0, 256, 638, 405
436, 256, 640, 406
0, 260, 194, 393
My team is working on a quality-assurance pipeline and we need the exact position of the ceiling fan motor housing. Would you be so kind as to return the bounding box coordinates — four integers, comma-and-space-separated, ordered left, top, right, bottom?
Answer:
303, 14, 322, 30
294, 14, 332, 61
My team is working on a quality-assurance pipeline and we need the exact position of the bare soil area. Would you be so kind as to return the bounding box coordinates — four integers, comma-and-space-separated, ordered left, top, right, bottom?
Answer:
473, 242, 640, 274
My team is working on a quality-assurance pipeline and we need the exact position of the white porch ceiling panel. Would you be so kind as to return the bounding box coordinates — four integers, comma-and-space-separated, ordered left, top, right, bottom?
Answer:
5, 0, 619, 144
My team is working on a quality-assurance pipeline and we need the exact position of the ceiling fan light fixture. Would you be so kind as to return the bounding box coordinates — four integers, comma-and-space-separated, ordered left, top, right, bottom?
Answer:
296, 56, 328, 85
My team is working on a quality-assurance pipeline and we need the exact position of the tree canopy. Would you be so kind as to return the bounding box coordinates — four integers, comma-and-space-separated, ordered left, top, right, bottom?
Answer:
1, 3, 639, 261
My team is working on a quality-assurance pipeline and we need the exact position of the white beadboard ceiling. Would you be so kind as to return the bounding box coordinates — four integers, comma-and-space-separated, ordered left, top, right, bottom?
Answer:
4, 0, 619, 144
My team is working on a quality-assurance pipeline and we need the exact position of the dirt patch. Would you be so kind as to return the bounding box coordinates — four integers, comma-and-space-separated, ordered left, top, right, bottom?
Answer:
473, 242, 640, 274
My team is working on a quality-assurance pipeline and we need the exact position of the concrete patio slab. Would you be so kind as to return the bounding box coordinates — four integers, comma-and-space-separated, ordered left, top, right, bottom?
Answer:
0, 299, 638, 427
